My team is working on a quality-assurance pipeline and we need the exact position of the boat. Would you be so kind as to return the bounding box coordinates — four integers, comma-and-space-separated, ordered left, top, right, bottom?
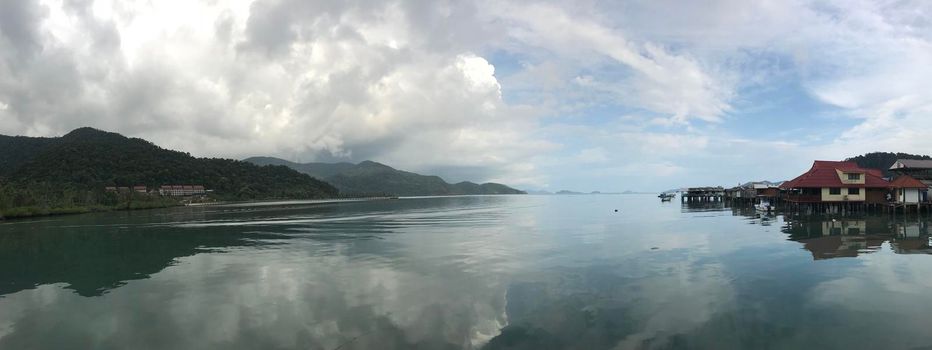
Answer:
659, 193, 675, 201
755, 199, 773, 213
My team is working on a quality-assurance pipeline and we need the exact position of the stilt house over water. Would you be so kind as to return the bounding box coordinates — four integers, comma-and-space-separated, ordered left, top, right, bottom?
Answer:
889, 175, 927, 204
889, 159, 932, 202
780, 161, 889, 206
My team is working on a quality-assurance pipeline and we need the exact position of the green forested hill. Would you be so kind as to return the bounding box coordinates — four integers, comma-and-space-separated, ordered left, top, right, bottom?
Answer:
846, 152, 932, 177
0, 134, 58, 177
243, 156, 359, 179
6, 128, 337, 199
0, 128, 338, 218
245, 157, 526, 196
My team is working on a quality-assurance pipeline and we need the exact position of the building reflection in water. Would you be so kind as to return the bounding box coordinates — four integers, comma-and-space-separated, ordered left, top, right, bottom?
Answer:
890, 220, 932, 254
679, 201, 726, 213
779, 214, 932, 260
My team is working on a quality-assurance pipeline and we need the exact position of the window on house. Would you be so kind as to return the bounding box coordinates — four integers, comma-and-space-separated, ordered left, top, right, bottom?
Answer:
848, 188, 860, 195
847, 173, 861, 180
830, 188, 841, 195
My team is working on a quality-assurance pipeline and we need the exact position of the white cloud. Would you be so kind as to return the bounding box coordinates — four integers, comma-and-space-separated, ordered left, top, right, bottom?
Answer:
490, 2, 734, 124
575, 147, 609, 164
0, 0, 551, 186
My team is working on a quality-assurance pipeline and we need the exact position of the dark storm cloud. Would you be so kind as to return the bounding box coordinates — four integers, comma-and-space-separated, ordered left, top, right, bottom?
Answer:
398, 0, 501, 52
236, 0, 496, 58
238, 0, 300, 56
237, 0, 358, 57
0, 4, 130, 137
0, 0, 45, 60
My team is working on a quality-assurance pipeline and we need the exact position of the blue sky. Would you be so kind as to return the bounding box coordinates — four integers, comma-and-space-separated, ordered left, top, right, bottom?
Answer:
1, 0, 931, 192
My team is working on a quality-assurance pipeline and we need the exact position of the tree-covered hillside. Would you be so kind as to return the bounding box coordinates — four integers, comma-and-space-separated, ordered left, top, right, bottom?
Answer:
0, 128, 339, 218
244, 156, 358, 179
245, 157, 526, 196
846, 152, 932, 177
0, 134, 58, 177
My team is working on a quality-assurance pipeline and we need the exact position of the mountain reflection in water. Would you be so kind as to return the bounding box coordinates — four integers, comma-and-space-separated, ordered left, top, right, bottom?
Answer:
2, 196, 932, 349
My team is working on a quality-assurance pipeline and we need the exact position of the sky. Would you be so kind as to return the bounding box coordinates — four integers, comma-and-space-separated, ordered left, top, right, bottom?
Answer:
1, 0, 931, 192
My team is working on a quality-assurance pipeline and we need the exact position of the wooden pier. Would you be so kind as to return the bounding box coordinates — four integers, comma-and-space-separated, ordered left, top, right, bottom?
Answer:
885, 202, 931, 215
682, 187, 725, 202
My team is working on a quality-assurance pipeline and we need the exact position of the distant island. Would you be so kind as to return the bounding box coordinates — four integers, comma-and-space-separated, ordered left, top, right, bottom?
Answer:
0, 128, 337, 219
556, 190, 584, 195
244, 157, 526, 196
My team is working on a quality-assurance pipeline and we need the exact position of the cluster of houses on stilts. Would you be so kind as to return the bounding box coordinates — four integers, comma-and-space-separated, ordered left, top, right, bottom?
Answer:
679, 159, 932, 214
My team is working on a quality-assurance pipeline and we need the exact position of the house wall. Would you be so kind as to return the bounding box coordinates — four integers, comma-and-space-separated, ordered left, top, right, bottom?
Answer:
757, 188, 780, 197
821, 187, 865, 202
835, 170, 867, 185
899, 188, 920, 204
866, 189, 887, 204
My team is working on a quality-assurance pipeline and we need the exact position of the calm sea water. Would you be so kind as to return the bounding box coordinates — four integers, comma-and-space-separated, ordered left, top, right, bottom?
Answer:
2, 195, 932, 349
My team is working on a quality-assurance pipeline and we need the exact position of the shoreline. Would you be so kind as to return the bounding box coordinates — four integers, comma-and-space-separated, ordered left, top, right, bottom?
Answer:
0, 202, 184, 221
0, 196, 401, 222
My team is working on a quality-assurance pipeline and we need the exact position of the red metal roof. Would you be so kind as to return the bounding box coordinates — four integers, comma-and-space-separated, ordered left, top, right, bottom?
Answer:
889, 175, 927, 189
780, 161, 889, 189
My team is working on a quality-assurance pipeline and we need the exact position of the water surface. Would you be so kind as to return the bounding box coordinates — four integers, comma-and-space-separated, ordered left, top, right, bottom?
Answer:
1, 195, 932, 349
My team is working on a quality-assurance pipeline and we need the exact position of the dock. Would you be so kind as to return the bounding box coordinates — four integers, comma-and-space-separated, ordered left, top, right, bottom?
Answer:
682, 187, 725, 202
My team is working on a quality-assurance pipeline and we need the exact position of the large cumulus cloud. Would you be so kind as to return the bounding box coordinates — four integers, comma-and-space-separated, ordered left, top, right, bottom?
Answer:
0, 0, 553, 185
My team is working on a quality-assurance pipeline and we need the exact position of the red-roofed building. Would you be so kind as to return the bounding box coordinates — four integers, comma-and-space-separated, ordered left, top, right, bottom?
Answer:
889, 175, 927, 204
780, 161, 889, 204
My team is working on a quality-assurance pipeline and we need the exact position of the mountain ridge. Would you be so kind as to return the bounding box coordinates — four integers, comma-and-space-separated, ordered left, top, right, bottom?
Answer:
0, 127, 338, 200
244, 156, 526, 196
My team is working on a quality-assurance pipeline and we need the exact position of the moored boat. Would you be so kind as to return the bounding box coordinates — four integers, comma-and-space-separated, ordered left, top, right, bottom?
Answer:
755, 199, 773, 213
